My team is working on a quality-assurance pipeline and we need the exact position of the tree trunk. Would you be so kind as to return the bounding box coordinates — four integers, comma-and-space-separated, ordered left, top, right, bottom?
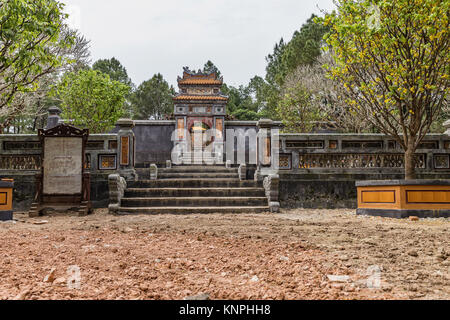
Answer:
404, 140, 416, 180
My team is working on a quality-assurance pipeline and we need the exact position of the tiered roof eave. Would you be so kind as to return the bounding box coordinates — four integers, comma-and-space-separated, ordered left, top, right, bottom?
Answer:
173, 94, 229, 102
177, 66, 224, 86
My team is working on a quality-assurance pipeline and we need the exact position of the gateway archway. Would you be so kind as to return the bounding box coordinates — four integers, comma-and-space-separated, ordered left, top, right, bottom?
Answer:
173, 67, 227, 165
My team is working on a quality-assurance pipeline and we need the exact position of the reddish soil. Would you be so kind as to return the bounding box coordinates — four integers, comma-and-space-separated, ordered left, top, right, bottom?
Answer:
0, 209, 448, 300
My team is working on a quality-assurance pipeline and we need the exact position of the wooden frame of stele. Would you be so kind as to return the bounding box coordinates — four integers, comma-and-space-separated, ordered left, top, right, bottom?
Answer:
0, 179, 14, 221
356, 180, 450, 218
29, 123, 92, 217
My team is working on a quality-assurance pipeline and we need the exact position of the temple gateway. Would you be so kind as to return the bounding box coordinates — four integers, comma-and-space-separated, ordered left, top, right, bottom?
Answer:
172, 67, 228, 164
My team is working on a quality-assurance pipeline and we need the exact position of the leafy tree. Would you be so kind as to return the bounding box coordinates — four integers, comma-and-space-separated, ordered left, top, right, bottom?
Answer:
93, 57, 133, 117
92, 57, 133, 87
281, 15, 329, 80
283, 52, 373, 133
62, 28, 91, 73
0, 0, 74, 130
260, 16, 329, 119
222, 78, 270, 121
265, 38, 287, 87
3, 27, 91, 133
131, 73, 175, 120
203, 60, 221, 77
56, 69, 129, 133
200, 60, 261, 120
276, 83, 321, 132
320, 0, 449, 179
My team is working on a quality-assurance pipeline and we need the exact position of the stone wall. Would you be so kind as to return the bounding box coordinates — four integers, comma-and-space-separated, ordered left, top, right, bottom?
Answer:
0, 133, 118, 211
2, 119, 450, 211
276, 133, 450, 208
112, 120, 175, 167
118, 120, 283, 167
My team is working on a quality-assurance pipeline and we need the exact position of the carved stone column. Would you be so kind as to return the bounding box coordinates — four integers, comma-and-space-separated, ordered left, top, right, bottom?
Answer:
108, 174, 126, 214
255, 119, 279, 181
116, 119, 137, 181
263, 174, 280, 213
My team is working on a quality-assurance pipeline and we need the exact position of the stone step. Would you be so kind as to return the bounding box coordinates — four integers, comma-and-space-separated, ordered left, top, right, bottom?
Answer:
160, 166, 237, 173
124, 187, 266, 198
159, 172, 239, 179
117, 206, 270, 215
121, 196, 268, 207
128, 179, 261, 188
180, 161, 221, 165
135, 168, 149, 179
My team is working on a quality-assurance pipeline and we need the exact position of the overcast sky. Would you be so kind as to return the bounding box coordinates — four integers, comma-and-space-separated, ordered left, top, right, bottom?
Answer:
62, 0, 336, 88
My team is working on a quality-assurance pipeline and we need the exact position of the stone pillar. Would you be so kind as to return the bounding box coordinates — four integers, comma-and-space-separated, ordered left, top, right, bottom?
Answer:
238, 164, 247, 180
255, 119, 278, 181
263, 174, 280, 213
108, 174, 126, 214
150, 164, 158, 180
46, 106, 61, 129
444, 119, 450, 136
116, 119, 137, 181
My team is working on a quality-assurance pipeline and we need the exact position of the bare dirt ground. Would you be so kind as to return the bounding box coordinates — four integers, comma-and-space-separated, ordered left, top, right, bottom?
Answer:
0, 209, 448, 300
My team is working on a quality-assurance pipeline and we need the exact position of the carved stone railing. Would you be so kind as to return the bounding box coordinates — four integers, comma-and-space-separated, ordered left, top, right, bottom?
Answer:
296, 153, 426, 169
108, 174, 127, 214
276, 133, 450, 173
0, 155, 41, 170
263, 174, 280, 213
0, 133, 118, 174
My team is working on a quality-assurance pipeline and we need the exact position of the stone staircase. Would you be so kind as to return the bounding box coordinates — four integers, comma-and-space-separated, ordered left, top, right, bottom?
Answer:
115, 165, 270, 214
179, 152, 219, 165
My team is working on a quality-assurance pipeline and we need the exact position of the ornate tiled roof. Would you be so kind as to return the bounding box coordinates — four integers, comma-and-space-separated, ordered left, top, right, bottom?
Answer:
178, 78, 223, 85
177, 66, 223, 85
173, 95, 228, 101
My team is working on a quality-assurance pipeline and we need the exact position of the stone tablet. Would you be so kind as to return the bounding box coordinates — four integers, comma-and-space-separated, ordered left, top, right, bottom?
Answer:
43, 137, 83, 195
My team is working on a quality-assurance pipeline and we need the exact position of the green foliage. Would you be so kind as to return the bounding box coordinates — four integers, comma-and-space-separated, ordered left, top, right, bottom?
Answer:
276, 83, 321, 132
222, 84, 257, 120
319, 0, 449, 178
200, 61, 262, 121
131, 73, 175, 120
265, 38, 287, 87
203, 60, 221, 77
93, 57, 134, 117
221, 76, 273, 121
56, 69, 129, 133
260, 15, 329, 120
92, 57, 134, 87
0, 0, 74, 129
281, 15, 329, 76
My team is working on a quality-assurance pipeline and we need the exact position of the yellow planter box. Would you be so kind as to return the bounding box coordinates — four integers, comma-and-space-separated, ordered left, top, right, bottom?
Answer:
0, 179, 14, 221
356, 180, 450, 218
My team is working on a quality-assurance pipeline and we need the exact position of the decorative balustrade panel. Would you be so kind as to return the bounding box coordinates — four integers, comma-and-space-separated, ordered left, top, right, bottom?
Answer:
3, 141, 41, 150
296, 153, 426, 169
0, 155, 41, 170
0, 134, 118, 173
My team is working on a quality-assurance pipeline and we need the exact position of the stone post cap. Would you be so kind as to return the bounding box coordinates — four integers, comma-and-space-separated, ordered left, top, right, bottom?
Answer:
257, 119, 274, 128
444, 119, 450, 136
116, 118, 135, 128
48, 106, 61, 115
